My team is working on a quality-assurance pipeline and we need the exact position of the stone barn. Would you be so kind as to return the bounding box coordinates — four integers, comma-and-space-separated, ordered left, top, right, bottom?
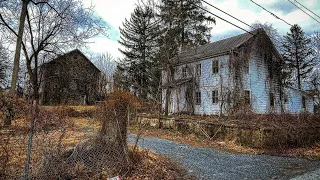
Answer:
33, 49, 101, 105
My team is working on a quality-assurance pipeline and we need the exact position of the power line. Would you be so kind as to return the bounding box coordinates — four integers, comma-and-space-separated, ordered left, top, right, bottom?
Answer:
294, 0, 320, 20
250, 0, 292, 26
200, 0, 253, 29
196, 1, 284, 46
195, 4, 255, 36
288, 0, 320, 24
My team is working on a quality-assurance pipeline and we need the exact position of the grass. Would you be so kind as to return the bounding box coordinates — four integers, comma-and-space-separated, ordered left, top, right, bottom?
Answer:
1, 105, 192, 179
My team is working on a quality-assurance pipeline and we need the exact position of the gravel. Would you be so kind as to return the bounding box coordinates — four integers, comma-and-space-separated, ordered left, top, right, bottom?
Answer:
128, 134, 320, 180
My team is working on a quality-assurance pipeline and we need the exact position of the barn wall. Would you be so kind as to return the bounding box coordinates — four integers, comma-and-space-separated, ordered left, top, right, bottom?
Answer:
40, 50, 101, 105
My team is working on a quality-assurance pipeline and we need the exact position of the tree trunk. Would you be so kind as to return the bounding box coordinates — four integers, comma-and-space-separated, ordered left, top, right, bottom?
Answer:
9, 0, 29, 94
164, 65, 171, 116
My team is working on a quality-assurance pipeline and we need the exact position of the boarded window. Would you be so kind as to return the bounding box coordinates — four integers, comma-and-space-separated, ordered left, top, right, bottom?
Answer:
302, 96, 306, 109
195, 92, 201, 105
196, 63, 201, 76
182, 67, 187, 78
244, 90, 251, 105
212, 90, 218, 104
270, 93, 274, 107
212, 59, 219, 74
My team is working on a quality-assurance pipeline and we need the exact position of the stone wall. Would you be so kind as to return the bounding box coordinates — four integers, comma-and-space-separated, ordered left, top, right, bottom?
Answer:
136, 115, 320, 148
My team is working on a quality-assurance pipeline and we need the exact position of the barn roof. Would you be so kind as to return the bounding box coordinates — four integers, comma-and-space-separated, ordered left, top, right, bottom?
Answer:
43, 49, 101, 72
172, 28, 279, 65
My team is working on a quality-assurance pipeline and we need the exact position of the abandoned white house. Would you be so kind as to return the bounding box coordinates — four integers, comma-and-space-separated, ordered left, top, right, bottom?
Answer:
161, 29, 314, 115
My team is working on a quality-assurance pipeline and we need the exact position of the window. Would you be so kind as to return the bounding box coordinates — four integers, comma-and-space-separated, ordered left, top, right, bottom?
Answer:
284, 96, 288, 104
302, 96, 306, 109
270, 93, 274, 107
244, 59, 249, 74
244, 90, 251, 105
182, 67, 187, 78
195, 92, 201, 105
196, 63, 201, 76
212, 90, 218, 104
212, 59, 219, 74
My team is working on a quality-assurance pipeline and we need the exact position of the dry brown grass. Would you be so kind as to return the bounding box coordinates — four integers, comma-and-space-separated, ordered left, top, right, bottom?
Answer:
129, 125, 320, 159
1, 103, 191, 179
125, 148, 194, 180
129, 125, 262, 155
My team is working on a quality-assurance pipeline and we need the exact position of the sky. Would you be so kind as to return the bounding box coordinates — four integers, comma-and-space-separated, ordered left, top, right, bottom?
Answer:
82, 0, 320, 60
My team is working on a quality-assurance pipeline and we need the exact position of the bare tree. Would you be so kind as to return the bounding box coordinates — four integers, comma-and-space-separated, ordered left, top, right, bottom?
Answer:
311, 32, 320, 65
91, 52, 116, 95
251, 21, 282, 51
0, 44, 8, 88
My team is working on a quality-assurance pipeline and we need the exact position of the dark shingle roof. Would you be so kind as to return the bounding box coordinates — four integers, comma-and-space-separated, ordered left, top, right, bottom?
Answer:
43, 49, 101, 72
174, 29, 261, 64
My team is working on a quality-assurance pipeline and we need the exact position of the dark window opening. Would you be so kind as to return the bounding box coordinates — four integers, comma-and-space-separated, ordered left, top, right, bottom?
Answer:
196, 63, 201, 76
244, 90, 251, 105
270, 93, 274, 107
182, 67, 187, 78
302, 96, 306, 109
244, 59, 249, 74
212, 59, 219, 74
195, 92, 201, 105
212, 90, 218, 104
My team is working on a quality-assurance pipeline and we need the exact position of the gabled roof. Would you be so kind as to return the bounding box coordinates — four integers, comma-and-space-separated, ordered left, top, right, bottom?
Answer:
43, 49, 101, 72
173, 28, 273, 65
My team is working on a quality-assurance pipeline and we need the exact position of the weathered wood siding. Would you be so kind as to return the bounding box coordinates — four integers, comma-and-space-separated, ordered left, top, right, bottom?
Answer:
162, 51, 284, 114
39, 50, 101, 105
284, 88, 314, 113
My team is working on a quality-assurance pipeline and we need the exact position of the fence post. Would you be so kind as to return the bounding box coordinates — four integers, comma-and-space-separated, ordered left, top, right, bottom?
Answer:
24, 101, 37, 180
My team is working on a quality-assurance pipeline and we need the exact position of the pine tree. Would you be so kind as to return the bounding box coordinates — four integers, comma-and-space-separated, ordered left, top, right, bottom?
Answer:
157, 0, 214, 115
282, 24, 315, 90
118, 5, 161, 99
158, 0, 215, 54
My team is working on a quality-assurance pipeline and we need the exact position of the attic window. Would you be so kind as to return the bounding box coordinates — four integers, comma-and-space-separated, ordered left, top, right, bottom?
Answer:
212, 59, 219, 74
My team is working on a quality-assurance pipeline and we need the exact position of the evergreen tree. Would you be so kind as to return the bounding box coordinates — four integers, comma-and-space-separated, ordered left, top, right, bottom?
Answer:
158, 0, 215, 54
157, 0, 214, 115
282, 24, 315, 89
118, 4, 161, 99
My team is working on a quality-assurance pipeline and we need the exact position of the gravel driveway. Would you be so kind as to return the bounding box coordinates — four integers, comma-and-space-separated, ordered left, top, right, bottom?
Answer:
128, 134, 320, 180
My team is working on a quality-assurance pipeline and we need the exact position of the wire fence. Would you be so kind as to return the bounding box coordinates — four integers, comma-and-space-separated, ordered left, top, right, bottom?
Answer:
0, 92, 138, 180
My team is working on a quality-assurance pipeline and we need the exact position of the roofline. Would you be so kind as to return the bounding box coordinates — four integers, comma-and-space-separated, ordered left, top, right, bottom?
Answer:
43, 49, 101, 73
173, 51, 230, 67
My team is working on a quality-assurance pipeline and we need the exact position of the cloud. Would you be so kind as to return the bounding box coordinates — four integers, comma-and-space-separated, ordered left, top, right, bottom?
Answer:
269, 1, 296, 15
83, 0, 320, 58
85, 36, 123, 60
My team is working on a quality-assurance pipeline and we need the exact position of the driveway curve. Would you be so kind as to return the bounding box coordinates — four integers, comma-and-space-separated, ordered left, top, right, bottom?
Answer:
128, 134, 320, 180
